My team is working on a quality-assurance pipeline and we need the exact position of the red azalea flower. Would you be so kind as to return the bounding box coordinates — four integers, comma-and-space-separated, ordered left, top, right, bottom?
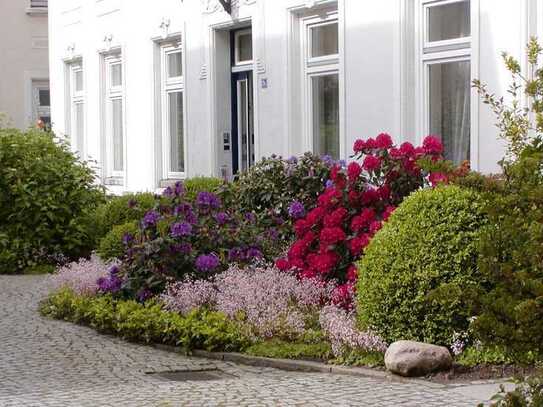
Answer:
348, 234, 370, 255
429, 172, 449, 186
290, 258, 305, 270
288, 239, 310, 260
350, 208, 375, 232
365, 138, 377, 149
347, 162, 362, 181
324, 207, 348, 228
375, 133, 393, 149
302, 231, 316, 243
275, 258, 290, 271
308, 251, 339, 275
422, 135, 444, 155
399, 141, 415, 156
332, 283, 355, 310
413, 146, 426, 158
320, 227, 346, 246
346, 265, 358, 282
348, 190, 361, 206
362, 155, 381, 172
294, 219, 309, 237
353, 139, 366, 153
318, 188, 342, 209
369, 220, 383, 235
330, 164, 342, 182
382, 205, 396, 221
361, 187, 380, 205
299, 268, 318, 280
306, 206, 326, 226
389, 147, 402, 159
378, 184, 391, 200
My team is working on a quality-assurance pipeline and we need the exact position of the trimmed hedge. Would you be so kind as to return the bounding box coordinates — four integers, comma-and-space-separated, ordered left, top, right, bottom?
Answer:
0, 129, 105, 273
356, 186, 487, 346
40, 289, 249, 352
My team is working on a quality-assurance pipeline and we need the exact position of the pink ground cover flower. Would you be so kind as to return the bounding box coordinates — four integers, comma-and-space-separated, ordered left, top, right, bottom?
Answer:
319, 305, 387, 357
50, 255, 111, 296
161, 264, 335, 339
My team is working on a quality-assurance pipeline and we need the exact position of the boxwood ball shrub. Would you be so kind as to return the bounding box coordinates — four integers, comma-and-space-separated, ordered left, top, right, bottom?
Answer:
0, 129, 105, 273
357, 185, 487, 346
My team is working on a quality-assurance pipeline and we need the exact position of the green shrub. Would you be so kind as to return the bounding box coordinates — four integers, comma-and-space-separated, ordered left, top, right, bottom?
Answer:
469, 149, 543, 360
94, 193, 155, 239
183, 177, 223, 202
97, 222, 139, 261
219, 153, 332, 238
0, 129, 105, 273
483, 374, 543, 407
40, 289, 249, 351
356, 186, 487, 346
246, 339, 333, 361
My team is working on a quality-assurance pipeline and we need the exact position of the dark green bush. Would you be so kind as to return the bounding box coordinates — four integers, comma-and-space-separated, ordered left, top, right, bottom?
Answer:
356, 186, 487, 346
183, 177, 223, 202
94, 193, 155, 239
469, 149, 543, 360
219, 153, 332, 237
40, 289, 249, 352
0, 129, 105, 273
97, 221, 139, 261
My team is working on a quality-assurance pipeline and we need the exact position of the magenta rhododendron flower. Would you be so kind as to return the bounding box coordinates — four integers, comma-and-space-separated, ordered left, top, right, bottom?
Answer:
362, 155, 381, 172
375, 133, 393, 149
422, 135, 444, 155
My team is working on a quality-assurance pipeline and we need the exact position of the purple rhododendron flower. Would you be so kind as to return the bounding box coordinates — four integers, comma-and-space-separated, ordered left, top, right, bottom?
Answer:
162, 186, 174, 198
246, 247, 263, 260
321, 155, 334, 167
288, 201, 305, 219
196, 192, 221, 209
325, 179, 334, 189
214, 212, 230, 225
142, 210, 160, 228
137, 288, 153, 302
122, 233, 134, 246
174, 181, 185, 196
286, 156, 298, 165
244, 212, 256, 223
195, 253, 220, 272
171, 243, 192, 254
170, 222, 192, 238
339, 159, 347, 168
228, 247, 244, 262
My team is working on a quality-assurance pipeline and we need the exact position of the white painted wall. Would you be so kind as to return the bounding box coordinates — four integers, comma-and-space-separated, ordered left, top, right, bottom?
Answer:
48, 0, 539, 193
0, 0, 49, 129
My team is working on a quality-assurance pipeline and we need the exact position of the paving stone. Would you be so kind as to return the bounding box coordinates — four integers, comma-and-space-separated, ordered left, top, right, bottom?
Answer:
0, 275, 492, 406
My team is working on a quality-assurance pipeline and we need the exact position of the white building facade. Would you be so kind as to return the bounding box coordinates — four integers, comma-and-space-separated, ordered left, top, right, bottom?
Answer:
48, 0, 542, 193
0, 0, 50, 129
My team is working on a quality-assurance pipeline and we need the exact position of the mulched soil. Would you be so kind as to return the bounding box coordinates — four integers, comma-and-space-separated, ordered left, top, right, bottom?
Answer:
427, 363, 539, 384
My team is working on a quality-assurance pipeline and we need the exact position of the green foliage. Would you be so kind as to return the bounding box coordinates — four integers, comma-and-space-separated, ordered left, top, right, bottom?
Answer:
97, 222, 139, 261
183, 177, 223, 202
94, 193, 155, 239
473, 37, 543, 163
245, 339, 333, 361
483, 374, 543, 407
469, 149, 543, 361
40, 289, 249, 352
0, 129, 105, 273
332, 350, 385, 368
219, 153, 332, 236
357, 186, 487, 346
456, 345, 517, 367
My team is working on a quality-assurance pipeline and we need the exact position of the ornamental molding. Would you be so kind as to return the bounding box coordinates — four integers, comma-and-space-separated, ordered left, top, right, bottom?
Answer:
201, 0, 256, 15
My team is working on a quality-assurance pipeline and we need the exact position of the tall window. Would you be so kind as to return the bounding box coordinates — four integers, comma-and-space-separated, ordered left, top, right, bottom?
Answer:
104, 54, 124, 178
303, 11, 340, 159
32, 80, 51, 128
68, 62, 85, 156
421, 0, 471, 164
161, 43, 185, 178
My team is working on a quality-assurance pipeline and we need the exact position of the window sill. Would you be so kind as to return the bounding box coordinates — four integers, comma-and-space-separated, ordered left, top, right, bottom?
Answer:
26, 7, 48, 15
159, 178, 185, 189
104, 176, 124, 186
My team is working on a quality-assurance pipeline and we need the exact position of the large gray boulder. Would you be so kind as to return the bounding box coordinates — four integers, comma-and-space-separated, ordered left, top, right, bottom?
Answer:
384, 340, 452, 377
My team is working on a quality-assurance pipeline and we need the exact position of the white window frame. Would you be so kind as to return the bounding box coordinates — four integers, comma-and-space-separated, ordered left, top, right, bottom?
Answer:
302, 10, 341, 158
31, 80, 50, 127
160, 43, 187, 180
234, 28, 253, 67
68, 62, 85, 156
416, 0, 478, 166
104, 54, 125, 179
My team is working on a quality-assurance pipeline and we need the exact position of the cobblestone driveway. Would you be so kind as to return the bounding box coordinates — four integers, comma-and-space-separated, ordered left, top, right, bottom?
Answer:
0, 275, 495, 406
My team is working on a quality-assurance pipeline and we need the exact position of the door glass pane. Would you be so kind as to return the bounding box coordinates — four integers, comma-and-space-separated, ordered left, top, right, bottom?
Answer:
39, 89, 50, 106
429, 60, 471, 164
110, 63, 122, 87
428, 0, 470, 42
168, 92, 184, 173
239, 80, 248, 171
312, 74, 339, 159
167, 51, 183, 78
75, 70, 83, 92
75, 103, 84, 153
311, 22, 339, 58
112, 98, 123, 171
237, 32, 253, 63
